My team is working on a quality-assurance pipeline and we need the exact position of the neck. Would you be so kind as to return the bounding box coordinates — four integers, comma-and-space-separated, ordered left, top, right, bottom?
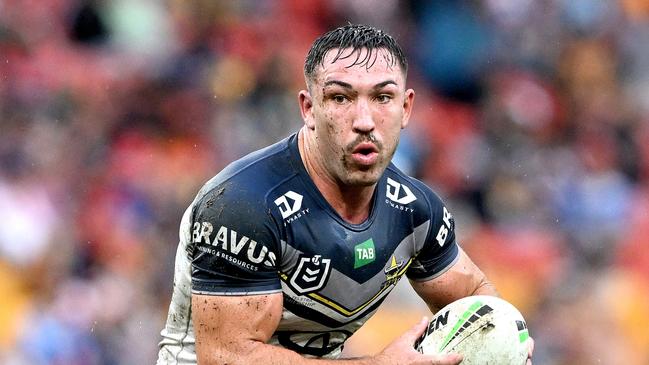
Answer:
298, 128, 376, 224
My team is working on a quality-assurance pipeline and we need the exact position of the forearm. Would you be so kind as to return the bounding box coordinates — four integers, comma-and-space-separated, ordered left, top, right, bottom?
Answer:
197, 316, 460, 365
198, 340, 375, 365
470, 275, 499, 297
193, 293, 376, 365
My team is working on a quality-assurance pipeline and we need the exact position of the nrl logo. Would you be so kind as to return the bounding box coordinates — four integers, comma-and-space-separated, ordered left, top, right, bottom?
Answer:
289, 255, 332, 295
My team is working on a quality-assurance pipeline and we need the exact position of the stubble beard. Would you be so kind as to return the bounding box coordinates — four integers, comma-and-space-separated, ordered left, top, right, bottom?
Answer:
338, 145, 397, 187
339, 159, 381, 186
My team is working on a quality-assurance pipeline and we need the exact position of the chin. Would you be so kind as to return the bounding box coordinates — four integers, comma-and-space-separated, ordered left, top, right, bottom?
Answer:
346, 178, 377, 187
338, 157, 388, 187
342, 170, 382, 187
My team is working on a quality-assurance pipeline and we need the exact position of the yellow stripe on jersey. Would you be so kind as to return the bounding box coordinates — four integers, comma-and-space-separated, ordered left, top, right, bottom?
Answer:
279, 258, 412, 317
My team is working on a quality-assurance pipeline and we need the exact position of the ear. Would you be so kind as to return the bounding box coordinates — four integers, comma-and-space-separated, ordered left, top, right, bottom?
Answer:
299, 90, 316, 130
401, 89, 415, 129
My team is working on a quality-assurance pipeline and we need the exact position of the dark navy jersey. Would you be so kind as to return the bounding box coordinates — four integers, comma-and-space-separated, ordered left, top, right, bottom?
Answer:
158, 133, 459, 363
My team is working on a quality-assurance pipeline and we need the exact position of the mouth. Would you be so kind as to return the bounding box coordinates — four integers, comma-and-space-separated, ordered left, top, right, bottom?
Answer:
350, 142, 379, 166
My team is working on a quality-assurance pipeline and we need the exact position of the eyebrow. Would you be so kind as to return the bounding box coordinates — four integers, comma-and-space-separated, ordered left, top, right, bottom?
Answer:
323, 80, 353, 89
372, 80, 398, 90
323, 79, 398, 90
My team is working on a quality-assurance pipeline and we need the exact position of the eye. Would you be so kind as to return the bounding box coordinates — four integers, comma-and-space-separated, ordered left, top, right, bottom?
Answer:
333, 94, 348, 104
376, 94, 392, 103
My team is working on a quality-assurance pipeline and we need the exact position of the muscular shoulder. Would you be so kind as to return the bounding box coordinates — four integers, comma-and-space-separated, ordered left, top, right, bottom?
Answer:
188, 136, 304, 258
192, 136, 298, 220
383, 164, 451, 226
188, 137, 300, 294
383, 165, 459, 281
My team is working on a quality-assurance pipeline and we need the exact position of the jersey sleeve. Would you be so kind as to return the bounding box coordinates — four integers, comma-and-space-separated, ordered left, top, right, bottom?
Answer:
189, 184, 282, 295
406, 191, 460, 281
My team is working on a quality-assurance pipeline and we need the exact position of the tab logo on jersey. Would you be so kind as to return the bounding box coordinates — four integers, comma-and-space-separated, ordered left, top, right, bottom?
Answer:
386, 178, 417, 205
275, 191, 303, 219
289, 255, 331, 295
354, 239, 376, 268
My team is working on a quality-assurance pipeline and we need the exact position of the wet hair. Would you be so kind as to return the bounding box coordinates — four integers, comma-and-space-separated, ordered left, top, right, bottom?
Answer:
304, 24, 408, 84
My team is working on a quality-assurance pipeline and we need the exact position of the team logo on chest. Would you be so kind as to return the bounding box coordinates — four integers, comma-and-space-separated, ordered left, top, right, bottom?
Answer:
289, 255, 332, 294
380, 255, 410, 289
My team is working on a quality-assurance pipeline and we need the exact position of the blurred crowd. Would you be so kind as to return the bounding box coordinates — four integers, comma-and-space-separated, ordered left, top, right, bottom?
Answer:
1, 1, 648, 364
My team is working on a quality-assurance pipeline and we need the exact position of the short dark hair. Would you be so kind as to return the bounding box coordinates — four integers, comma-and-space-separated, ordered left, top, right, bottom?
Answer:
304, 24, 408, 83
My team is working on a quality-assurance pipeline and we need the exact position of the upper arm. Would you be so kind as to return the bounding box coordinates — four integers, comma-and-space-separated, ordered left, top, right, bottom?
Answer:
409, 247, 498, 313
189, 184, 285, 362
402, 185, 497, 312
192, 293, 284, 364
190, 183, 282, 295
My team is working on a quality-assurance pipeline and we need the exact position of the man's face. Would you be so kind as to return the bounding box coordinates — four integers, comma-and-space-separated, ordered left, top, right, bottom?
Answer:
300, 48, 415, 187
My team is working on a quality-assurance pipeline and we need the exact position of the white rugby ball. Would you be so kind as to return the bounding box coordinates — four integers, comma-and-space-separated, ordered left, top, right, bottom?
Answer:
415, 295, 530, 365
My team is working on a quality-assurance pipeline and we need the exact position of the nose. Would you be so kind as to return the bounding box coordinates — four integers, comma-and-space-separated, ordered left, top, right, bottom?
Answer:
352, 98, 375, 133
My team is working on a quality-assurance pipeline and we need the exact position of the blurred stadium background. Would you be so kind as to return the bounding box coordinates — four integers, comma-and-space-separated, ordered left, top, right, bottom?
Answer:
1, 0, 649, 364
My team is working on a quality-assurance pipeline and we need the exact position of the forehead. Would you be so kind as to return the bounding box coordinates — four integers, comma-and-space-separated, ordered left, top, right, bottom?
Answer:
313, 47, 405, 87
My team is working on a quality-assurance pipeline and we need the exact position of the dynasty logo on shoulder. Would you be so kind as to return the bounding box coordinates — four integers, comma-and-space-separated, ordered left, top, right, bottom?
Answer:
275, 190, 310, 224
385, 178, 416, 212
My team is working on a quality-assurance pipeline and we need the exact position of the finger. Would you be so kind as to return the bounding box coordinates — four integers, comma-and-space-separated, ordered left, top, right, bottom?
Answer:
526, 337, 534, 364
428, 353, 463, 365
528, 337, 535, 356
